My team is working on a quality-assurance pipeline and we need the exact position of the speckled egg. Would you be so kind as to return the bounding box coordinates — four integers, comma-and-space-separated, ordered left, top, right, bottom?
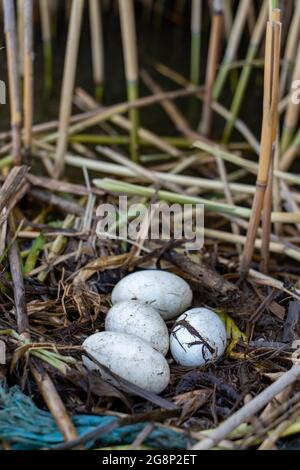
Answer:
82, 331, 170, 394
170, 308, 227, 367
111, 270, 193, 320
105, 300, 169, 355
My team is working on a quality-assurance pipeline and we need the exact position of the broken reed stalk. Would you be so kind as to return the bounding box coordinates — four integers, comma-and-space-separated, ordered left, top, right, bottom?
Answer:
23, 0, 34, 156
3, 0, 22, 165
213, 0, 251, 101
280, 43, 300, 153
280, 0, 300, 98
223, 0, 269, 144
199, 0, 223, 137
118, 0, 139, 162
7, 209, 78, 442
53, 0, 84, 178
260, 7, 281, 273
190, 0, 202, 86
89, 0, 104, 101
39, 0, 53, 97
240, 9, 281, 280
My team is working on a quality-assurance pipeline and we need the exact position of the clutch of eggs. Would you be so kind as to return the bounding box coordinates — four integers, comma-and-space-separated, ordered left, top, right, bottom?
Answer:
111, 270, 193, 320
170, 308, 227, 367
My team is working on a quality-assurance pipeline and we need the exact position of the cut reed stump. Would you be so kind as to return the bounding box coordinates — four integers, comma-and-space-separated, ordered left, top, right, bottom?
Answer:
240, 9, 282, 279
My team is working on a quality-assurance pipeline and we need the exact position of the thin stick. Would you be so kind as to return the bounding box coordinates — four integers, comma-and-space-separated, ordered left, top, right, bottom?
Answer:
213, 0, 251, 101
240, 11, 281, 279
23, 0, 34, 156
39, 0, 53, 97
190, 0, 202, 86
53, 0, 84, 178
192, 365, 300, 450
199, 0, 223, 137
118, 0, 139, 162
89, 0, 104, 101
3, 0, 22, 165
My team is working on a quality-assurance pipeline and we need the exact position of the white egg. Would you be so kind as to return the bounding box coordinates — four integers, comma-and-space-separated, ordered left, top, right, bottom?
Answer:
105, 300, 169, 355
82, 331, 170, 394
111, 270, 193, 320
170, 308, 227, 367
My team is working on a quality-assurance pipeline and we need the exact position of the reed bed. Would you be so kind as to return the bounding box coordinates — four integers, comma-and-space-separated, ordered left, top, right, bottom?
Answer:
1, 0, 300, 453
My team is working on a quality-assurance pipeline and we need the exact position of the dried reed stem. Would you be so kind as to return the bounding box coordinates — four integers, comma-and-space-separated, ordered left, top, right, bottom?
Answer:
39, 0, 53, 96
190, 0, 202, 86
199, 0, 222, 137
7, 209, 77, 442
17, 0, 24, 77
3, 0, 22, 165
280, 43, 300, 154
223, 0, 269, 143
280, 0, 300, 97
240, 9, 281, 279
213, 0, 251, 101
222, 0, 233, 39
118, 0, 139, 162
23, 0, 34, 156
89, 0, 104, 101
53, 0, 84, 178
